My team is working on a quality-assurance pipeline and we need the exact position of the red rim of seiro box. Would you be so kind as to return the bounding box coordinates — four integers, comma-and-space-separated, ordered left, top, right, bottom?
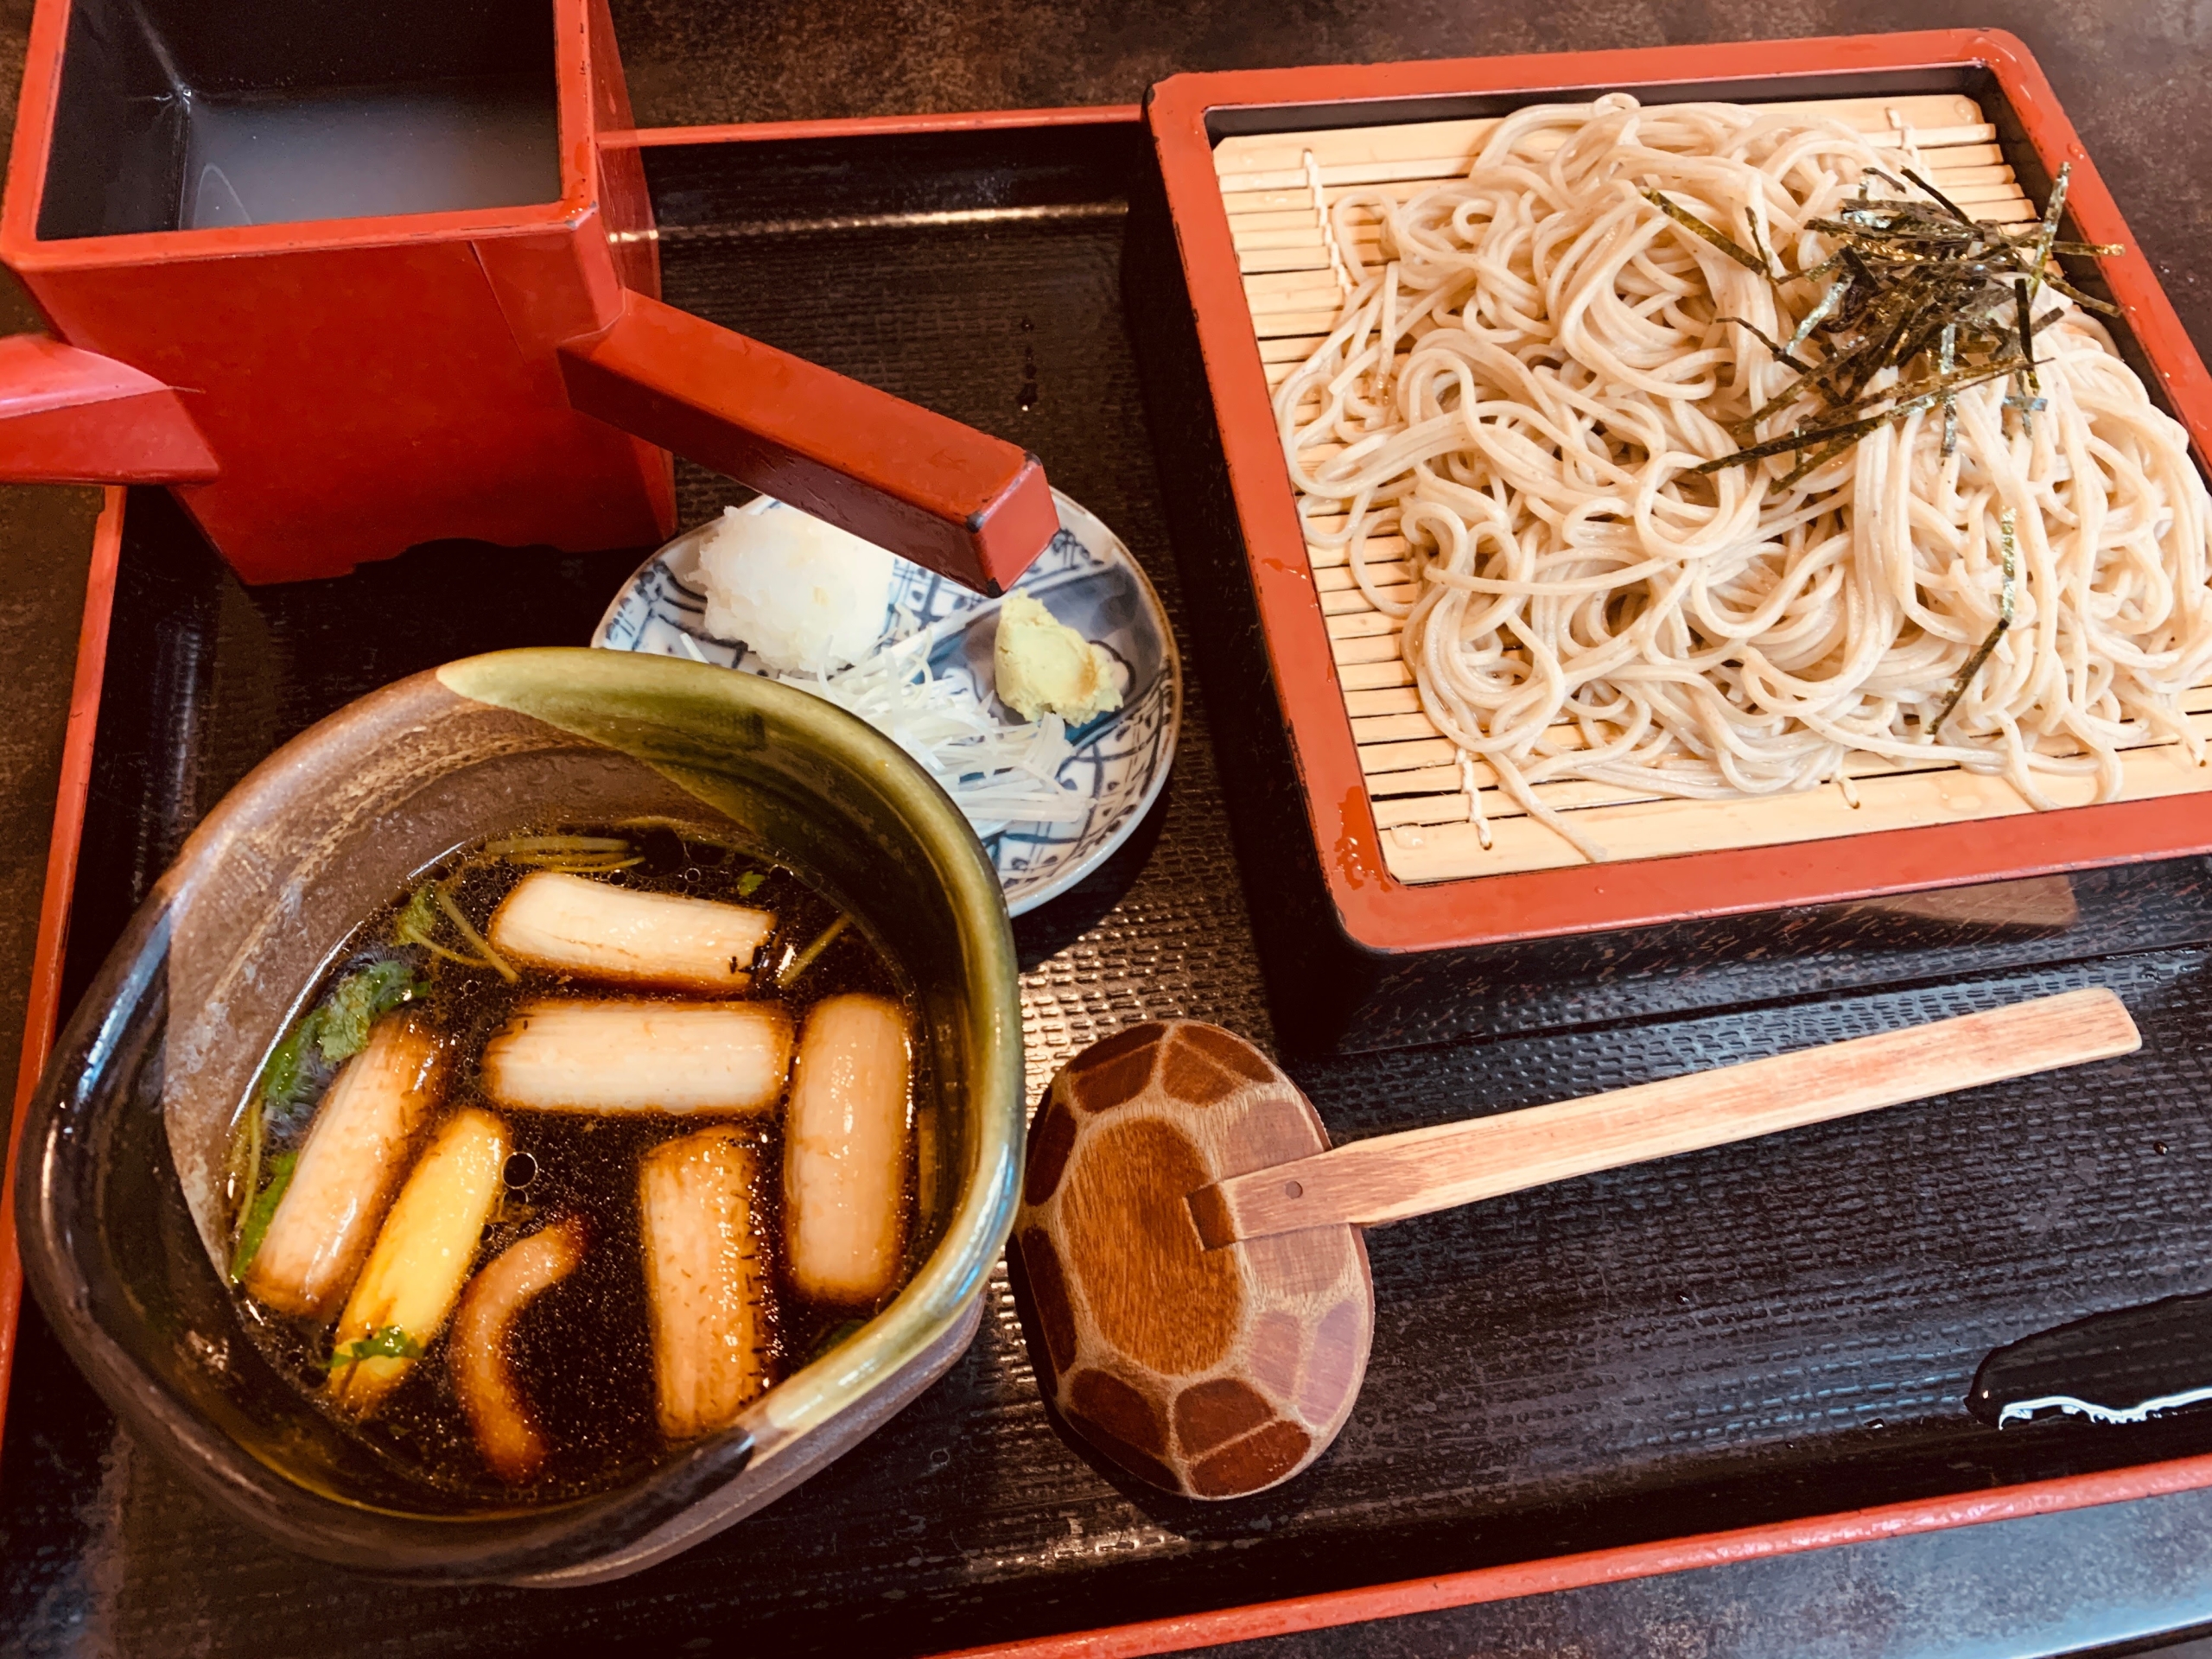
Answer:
1143, 29, 2212, 961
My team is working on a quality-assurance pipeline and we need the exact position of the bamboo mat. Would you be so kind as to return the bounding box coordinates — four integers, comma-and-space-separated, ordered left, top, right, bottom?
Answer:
1217, 92, 2212, 883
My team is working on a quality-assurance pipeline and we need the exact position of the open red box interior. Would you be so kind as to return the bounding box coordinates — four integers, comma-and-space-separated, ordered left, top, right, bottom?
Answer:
0, 0, 1058, 592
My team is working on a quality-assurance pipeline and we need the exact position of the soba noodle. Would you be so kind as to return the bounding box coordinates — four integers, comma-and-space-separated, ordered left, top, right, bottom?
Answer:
1278, 95, 2212, 861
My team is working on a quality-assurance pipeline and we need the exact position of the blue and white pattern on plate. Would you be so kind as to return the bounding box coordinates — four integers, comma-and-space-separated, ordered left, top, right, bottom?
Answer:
592, 490, 1181, 916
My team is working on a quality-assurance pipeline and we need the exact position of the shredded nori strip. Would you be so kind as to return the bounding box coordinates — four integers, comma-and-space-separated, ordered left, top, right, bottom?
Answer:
1643, 188, 1772, 275
1692, 364, 2017, 474
2043, 273, 2123, 317
1744, 208, 1778, 281
1692, 163, 2116, 480
1902, 167, 1975, 226
1784, 279, 1847, 360
1940, 321, 1961, 457
2029, 166, 2072, 282
1718, 315, 1811, 372
1930, 511, 2020, 737
1776, 435, 1857, 490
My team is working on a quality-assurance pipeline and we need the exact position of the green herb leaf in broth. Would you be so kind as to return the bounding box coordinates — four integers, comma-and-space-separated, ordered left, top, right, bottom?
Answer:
481, 835, 630, 855
482, 833, 639, 873
501, 852, 644, 871
393, 885, 441, 949
735, 870, 767, 898
397, 881, 512, 974
431, 883, 518, 982
224, 1097, 264, 1223
317, 957, 426, 1063
233, 957, 426, 1243
327, 1324, 423, 1371
257, 1023, 318, 1114
776, 915, 849, 988
228, 1150, 298, 1282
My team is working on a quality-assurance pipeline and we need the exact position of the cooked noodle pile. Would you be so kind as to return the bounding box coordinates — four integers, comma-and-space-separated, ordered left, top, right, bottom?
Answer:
1278, 95, 2212, 861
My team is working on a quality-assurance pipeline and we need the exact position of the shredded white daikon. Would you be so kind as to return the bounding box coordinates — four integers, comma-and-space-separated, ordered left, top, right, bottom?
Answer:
775, 630, 1089, 830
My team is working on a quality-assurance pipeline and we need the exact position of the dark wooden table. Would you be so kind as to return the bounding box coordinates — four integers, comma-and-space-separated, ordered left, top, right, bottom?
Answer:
6, 3, 2212, 1654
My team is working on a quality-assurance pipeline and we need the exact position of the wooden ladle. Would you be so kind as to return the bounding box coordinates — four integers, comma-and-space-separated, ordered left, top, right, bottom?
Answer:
1011, 988, 2139, 1501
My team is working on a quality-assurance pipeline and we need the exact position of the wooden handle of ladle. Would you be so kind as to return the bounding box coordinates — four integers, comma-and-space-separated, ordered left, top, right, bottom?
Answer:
1189, 988, 2139, 1248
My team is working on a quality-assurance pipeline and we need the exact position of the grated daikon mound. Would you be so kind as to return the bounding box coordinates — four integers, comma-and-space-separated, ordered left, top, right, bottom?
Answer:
696, 500, 893, 674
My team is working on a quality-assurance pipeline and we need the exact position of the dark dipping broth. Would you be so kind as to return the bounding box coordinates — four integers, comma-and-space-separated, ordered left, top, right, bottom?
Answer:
219, 823, 929, 1503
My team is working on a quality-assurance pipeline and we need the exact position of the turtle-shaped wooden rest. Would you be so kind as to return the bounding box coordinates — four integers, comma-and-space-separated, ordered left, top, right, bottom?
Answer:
1014, 991, 2139, 1500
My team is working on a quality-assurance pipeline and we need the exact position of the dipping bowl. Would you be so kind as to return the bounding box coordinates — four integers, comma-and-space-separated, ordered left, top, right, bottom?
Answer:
12, 645, 1024, 1583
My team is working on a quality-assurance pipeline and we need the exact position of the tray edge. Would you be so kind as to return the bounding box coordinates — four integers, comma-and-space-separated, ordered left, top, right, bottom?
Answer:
0, 481, 124, 1466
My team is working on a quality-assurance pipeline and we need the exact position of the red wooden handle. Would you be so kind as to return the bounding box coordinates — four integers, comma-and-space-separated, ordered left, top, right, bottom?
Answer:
558, 291, 1058, 594
0, 336, 219, 484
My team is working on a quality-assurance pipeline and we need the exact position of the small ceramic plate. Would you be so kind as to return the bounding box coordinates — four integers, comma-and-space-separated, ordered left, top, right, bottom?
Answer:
594, 491, 1181, 916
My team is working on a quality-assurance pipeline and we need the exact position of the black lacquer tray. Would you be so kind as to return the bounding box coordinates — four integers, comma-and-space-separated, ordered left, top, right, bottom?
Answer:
7, 112, 2212, 1659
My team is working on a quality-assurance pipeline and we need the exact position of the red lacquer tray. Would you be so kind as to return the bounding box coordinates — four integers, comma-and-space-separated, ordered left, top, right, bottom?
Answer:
7, 78, 2212, 1657
0, 483, 121, 1447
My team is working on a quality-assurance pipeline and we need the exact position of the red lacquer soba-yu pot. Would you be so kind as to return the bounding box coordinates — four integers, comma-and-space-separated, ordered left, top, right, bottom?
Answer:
0, 0, 1058, 594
